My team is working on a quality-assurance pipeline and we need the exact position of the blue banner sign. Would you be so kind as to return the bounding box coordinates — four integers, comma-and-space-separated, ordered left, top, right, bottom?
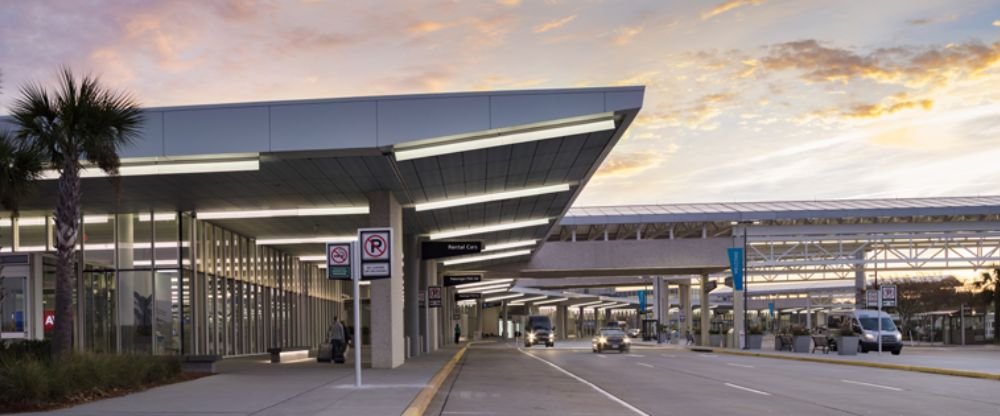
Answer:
638, 290, 647, 312
727, 247, 745, 291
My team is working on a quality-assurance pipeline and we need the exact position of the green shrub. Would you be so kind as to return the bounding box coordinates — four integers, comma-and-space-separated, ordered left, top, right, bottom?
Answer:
0, 358, 50, 405
0, 353, 184, 409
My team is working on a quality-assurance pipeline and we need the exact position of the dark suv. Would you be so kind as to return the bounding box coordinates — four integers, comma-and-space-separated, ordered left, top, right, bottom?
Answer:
524, 315, 555, 348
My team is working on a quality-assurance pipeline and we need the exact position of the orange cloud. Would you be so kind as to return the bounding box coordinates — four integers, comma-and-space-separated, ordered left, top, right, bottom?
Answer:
760, 39, 1000, 87
533, 15, 576, 33
993, 20, 999, 27
812, 93, 934, 120
595, 150, 667, 178
408, 21, 445, 35
497, 0, 521, 6
635, 92, 736, 130
701, 0, 764, 20
612, 26, 643, 45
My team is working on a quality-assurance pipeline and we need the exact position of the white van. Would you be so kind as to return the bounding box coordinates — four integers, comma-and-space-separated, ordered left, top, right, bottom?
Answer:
826, 309, 903, 355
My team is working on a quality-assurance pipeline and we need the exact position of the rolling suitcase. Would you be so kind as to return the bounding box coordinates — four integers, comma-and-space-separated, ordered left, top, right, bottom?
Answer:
317, 343, 333, 362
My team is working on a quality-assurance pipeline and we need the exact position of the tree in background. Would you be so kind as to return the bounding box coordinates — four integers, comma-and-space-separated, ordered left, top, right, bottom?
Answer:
974, 268, 1000, 344
10, 69, 140, 357
894, 276, 976, 335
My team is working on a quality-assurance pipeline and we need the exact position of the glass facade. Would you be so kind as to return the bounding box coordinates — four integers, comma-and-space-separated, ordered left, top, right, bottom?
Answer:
6, 211, 346, 356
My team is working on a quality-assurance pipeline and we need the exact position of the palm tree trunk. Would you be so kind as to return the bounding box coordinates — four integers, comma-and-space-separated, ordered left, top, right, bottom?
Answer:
53, 157, 81, 358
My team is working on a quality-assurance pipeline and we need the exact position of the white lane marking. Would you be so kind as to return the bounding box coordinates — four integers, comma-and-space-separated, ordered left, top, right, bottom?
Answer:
726, 363, 754, 369
637, 363, 654, 368
625, 354, 646, 358
841, 379, 903, 391
519, 349, 650, 416
660, 354, 677, 358
596, 354, 607, 359
695, 354, 716, 358
724, 383, 771, 396
333, 383, 426, 389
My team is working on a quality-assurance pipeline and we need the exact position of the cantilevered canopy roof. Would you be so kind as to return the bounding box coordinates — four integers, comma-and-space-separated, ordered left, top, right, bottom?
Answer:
562, 195, 1000, 225
1, 87, 644, 260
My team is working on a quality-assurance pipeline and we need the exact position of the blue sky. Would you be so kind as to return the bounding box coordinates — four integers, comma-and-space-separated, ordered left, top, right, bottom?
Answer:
1, 0, 999, 206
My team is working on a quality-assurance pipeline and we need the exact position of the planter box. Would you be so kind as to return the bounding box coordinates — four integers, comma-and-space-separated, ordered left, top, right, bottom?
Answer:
710, 334, 724, 347
747, 334, 763, 350
837, 336, 859, 355
793, 336, 811, 353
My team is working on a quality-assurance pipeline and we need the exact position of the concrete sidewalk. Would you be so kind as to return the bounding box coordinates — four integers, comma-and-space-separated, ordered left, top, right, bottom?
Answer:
32, 346, 462, 416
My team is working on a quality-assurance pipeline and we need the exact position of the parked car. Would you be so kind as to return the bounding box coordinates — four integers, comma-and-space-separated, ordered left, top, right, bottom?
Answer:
826, 310, 903, 355
592, 328, 630, 353
627, 328, 641, 338
524, 315, 555, 348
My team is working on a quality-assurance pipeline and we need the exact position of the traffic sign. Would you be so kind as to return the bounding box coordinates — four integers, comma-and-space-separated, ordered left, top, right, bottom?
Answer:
359, 228, 392, 280
422, 241, 482, 260
881, 284, 897, 308
444, 274, 482, 287
326, 242, 352, 280
428, 286, 442, 308
866, 289, 879, 308
455, 292, 482, 301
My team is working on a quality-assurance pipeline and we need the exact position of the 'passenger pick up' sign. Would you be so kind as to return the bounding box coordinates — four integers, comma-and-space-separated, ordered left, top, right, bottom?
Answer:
444, 274, 482, 287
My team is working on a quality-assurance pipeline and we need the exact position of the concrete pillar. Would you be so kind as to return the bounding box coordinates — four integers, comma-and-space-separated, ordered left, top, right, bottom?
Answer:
422, 260, 439, 352
502, 302, 509, 338
680, 282, 692, 341
700, 274, 710, 346
404, 234, 420, 358
855, 250, 866, 307
556, 304, 568, 340
367, 192, 404, 369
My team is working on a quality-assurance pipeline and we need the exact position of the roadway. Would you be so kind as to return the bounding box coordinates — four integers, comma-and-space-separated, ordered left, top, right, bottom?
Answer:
432, 340, 1000, 416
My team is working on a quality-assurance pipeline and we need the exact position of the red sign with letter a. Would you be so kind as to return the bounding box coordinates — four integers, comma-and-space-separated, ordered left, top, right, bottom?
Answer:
44, 311, 56, 331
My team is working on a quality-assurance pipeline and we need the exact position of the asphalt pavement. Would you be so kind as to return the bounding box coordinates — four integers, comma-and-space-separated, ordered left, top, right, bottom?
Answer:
433, 340, 1000, 416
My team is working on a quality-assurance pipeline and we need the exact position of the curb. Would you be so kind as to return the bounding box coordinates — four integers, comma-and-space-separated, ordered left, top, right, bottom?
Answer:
691, 347, 1000, 382
402, 344, 469, 416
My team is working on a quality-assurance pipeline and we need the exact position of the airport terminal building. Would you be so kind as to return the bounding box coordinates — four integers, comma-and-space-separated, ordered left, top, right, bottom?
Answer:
0, 86, 644, 368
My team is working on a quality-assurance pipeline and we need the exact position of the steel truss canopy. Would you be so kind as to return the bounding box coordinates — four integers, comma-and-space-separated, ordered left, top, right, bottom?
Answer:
0, 87, 644, 260
551, 195, 1000, 283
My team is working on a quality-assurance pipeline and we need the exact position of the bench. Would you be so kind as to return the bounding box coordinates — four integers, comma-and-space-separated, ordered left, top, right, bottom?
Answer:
182, 355, 222, 374
268, 346, 311, 363
811, 335, 830, 354
776, 334, 793, 351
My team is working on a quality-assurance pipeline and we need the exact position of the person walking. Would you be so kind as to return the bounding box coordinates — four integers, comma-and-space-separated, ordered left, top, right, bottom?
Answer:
329, 318, 346, 363
454, 323, 461, 344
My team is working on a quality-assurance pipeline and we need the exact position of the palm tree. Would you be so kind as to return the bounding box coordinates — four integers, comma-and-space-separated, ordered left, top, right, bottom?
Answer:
10, 69, 141, 357
975, 267, 1000, 344
0, 131, 43, 335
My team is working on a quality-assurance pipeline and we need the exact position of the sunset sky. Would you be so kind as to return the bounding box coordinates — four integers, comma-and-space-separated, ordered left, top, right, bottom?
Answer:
2, 0, 999, 207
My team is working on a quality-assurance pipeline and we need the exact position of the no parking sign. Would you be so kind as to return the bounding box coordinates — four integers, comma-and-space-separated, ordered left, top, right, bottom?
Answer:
359, 228, 392, 280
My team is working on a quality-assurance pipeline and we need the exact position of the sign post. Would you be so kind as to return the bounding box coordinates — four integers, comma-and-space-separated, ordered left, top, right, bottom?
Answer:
351, 240, 363, 387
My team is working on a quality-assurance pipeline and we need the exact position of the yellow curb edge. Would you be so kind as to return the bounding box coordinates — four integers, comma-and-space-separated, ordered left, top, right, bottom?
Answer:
694, 347, 1000, 381
402, 343, 470, 416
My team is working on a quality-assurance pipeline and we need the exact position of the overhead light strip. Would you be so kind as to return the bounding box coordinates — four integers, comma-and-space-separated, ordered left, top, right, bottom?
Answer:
483, 293, 525, 302
430, 218, 550, 241
394, 118, 615, 162
199, 206, 368, 220
454, 278, 514, 289
456, 283, 510, 293
533, 297, 568, 306
38, 158, 260, 180
515, 295, 549, 303
0, 215, 109, 227
415, 184, 571, 212
481, 240, 538, 253
441, 249, 532, 266
257, 236, 356, 246
479, 288, 510, 295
